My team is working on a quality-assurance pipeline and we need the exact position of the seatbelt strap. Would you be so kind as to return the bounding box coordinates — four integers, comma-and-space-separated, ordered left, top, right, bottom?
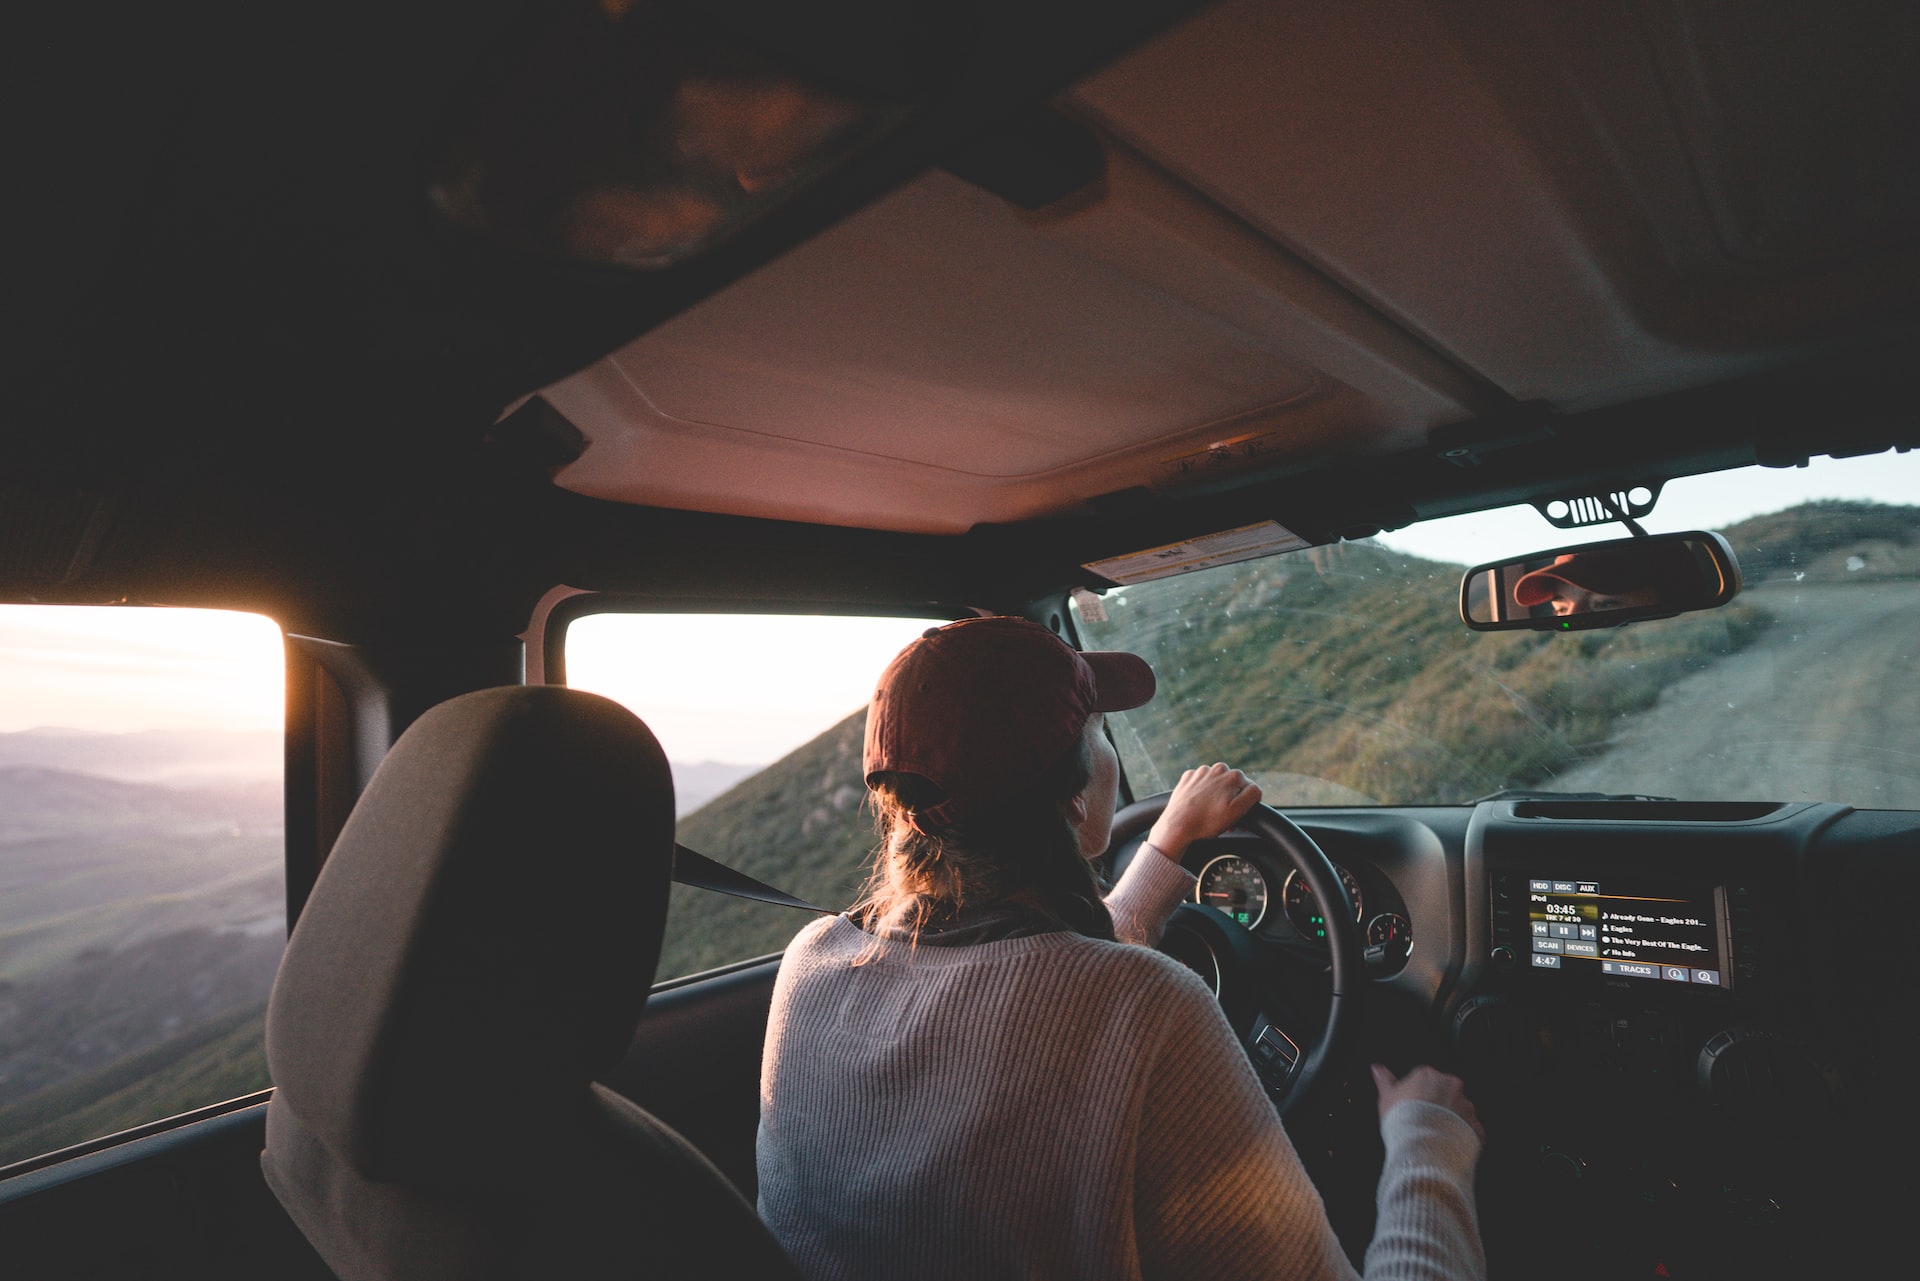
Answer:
672, 843, 831, 914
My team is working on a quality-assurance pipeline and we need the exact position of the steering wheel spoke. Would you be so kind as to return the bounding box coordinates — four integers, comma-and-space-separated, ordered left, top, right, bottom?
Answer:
1248, 1012, 1306, 1096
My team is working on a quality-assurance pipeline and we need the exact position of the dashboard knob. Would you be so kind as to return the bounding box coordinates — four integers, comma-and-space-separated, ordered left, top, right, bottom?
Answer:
1489, 945, 1516, 965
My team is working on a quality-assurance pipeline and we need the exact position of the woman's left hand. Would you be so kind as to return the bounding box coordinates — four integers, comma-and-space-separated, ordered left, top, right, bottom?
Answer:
1146, 763, 1262, 860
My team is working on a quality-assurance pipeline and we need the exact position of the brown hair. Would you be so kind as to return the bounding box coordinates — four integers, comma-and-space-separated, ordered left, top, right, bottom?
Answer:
851, 727, 1114, 951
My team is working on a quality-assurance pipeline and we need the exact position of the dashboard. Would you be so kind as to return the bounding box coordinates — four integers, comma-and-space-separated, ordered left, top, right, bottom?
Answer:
1111, 797, 1915, 1281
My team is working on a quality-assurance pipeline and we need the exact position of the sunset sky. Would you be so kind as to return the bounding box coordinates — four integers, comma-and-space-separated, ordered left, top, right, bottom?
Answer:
0, 607, 284, 734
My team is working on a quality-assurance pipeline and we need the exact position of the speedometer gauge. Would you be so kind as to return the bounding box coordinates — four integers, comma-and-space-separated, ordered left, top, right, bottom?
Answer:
1194, 854, 1268, 928
1281, 865, 1363, 941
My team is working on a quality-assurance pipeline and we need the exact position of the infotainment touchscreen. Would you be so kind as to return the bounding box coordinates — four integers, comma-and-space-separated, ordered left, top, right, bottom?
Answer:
1525, 877, 1727, 988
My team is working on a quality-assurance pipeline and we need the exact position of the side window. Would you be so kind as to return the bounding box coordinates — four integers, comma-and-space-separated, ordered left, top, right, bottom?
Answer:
563, 612, 939, 981
0, 605, 284, 1168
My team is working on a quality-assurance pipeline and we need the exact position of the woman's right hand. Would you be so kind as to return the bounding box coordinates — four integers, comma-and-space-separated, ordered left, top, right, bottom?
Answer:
1371, 1063, 1486, 1143
1146, 763, 1262, 861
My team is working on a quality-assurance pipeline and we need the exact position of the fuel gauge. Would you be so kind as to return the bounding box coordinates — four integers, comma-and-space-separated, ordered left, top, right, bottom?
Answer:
1365, 912, 1412, 963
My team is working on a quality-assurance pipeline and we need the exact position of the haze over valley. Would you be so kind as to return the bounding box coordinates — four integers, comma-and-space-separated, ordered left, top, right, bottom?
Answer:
0, 735, 283, 1165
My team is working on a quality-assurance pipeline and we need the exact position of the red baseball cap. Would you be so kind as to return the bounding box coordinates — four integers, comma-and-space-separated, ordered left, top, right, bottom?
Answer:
863, 616, 1155, 831
1513, 543, 1699, 608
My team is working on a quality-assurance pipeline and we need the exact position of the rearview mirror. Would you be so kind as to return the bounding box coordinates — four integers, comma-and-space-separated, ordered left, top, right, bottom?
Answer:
1460, 531, 1741, 631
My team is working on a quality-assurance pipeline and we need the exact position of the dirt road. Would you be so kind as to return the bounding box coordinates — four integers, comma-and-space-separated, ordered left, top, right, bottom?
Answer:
1550, 580, 1920, 808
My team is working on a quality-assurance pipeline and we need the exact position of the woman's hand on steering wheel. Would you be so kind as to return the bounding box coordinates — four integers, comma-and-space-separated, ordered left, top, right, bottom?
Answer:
1147, 764, 1264, 859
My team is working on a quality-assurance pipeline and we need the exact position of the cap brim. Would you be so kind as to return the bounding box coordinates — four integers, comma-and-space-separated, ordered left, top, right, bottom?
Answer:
1084, 650, 1156, 711
1513, 572, 1572, 607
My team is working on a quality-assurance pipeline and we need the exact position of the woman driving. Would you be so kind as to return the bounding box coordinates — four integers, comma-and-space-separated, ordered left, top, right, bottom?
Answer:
756, 616, 1485, 1280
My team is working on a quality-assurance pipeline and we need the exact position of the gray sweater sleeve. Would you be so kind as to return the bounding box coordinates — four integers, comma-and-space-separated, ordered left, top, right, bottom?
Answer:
1106, 843, 1197, 946
1363, 1103, 1486, 1281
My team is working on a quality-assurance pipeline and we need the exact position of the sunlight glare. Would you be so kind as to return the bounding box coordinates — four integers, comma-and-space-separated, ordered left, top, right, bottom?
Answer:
1376, 451, 1920, 567
564, 613, 937, 765
0, 605, 285, 733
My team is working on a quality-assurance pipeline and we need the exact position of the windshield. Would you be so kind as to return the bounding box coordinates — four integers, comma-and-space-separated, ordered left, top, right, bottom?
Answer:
1073, 453, 1920, 808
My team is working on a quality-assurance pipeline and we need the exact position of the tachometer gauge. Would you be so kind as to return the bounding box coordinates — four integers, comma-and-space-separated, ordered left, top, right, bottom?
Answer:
1281, 865, 1363, 941
1194, 854, 1268, 928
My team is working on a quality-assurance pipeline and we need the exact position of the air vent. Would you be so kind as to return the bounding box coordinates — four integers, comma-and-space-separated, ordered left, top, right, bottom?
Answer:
1513, 801, 1785, 822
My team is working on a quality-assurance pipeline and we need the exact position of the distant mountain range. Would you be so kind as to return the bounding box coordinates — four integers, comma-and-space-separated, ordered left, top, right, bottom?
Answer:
0, 727, 280, 784
0, 725, 758, 816
673, 760, 763, 815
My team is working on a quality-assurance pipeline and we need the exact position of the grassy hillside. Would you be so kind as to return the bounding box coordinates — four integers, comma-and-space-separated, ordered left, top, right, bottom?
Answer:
1716, 498, 1920, 583
661, 711, 873, 978
1100, 539, 1774, 803
0, 1004, 268, 1167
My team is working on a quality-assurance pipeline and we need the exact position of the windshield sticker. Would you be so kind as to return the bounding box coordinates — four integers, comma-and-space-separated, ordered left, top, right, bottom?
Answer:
1070, 587, 1110, 623
1084, 521, 1309, 585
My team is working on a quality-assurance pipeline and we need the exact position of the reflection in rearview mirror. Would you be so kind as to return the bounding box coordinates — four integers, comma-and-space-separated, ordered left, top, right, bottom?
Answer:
1460, 531, 1741, 631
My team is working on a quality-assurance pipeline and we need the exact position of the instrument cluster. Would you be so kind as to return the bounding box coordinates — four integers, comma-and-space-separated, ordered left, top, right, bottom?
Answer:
1189, 844, 1412, 967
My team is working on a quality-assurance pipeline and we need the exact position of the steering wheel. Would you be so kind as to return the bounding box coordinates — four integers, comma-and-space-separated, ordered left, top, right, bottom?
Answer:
1108, 795, 1361, 1116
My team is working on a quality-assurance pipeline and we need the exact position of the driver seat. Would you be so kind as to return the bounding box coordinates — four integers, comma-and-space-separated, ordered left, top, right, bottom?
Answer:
259, 685, 801, 1280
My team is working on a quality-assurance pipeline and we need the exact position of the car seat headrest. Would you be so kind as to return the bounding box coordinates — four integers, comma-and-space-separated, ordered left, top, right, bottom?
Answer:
264, 685, 674, 1186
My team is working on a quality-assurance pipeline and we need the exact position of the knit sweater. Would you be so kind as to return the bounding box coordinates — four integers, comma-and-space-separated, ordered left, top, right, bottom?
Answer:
756, 850, 1485, 1280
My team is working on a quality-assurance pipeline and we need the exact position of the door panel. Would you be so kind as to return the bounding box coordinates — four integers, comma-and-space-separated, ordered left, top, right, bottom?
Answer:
0, 1103, 331, 1279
